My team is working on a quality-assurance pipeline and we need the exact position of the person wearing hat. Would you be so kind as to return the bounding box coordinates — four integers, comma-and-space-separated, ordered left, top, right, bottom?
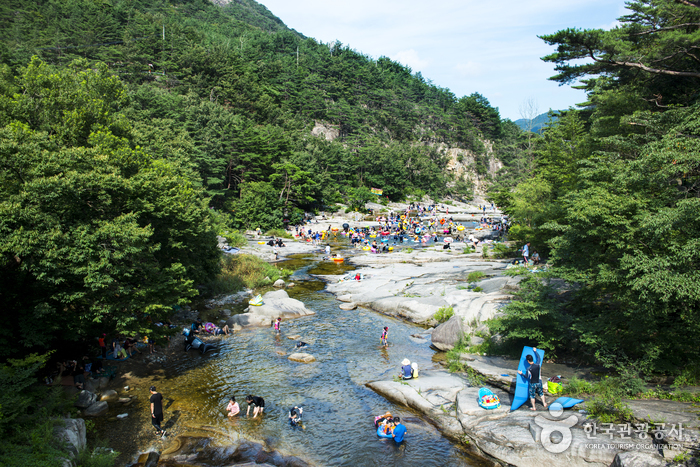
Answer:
400, 359, 413, 380
150, 386, 165, 437
374, 411, 392, 428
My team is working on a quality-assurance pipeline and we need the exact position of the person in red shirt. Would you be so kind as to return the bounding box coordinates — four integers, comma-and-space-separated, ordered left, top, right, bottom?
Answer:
98, 333, 106, 359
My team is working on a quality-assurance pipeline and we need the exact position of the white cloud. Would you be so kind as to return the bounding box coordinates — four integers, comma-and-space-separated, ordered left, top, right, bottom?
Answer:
390, 49, 429, 72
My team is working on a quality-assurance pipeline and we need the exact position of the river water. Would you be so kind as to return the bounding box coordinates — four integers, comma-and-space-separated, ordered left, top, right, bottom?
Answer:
113, 238, 484, 466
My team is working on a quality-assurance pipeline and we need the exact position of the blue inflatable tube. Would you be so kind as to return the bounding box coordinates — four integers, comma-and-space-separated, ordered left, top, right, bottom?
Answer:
377, 426, 393, 439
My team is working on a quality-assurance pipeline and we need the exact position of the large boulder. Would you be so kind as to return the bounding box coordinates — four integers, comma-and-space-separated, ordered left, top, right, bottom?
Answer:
83, 401, 108, 417
431, 315, 464, 351
99, 389, 118, 402
53, 418, 86, 459
288, 353, 316, 363
227, 290, 314, 328
74, 390, 97, 409
273, 279, 285, 288
339, 302, 357, 310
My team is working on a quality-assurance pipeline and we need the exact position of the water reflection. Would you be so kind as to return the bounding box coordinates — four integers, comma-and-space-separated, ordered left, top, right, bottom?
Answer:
116, 245, 483, 466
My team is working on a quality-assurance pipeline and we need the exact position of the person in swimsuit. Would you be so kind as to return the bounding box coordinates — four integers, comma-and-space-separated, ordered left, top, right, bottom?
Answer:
245, 395, 265, 418
274, 317, 281, 335
380, 327, 389, 347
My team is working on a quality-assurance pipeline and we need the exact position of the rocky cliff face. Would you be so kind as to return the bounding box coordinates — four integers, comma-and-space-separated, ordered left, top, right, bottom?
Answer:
310, 122, 502, 199
438, 141, 502, 199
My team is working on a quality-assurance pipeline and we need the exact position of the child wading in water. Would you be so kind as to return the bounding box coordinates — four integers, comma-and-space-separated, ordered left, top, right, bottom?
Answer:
274, 317, 281, 335
380, 326, 389, 347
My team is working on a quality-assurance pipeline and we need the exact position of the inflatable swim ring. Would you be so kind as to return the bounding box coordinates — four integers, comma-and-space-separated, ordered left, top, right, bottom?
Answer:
457, 225, 465, 231
362, 247, 370, 251
249, 294, 263, 306
332, 257, 344, 262
388, 247, 393, 251
370, 234, 377, 238
478, 387, 501, 410
258, 241, 265, 244
377, 426, 393, 439
331, 227, 339, 231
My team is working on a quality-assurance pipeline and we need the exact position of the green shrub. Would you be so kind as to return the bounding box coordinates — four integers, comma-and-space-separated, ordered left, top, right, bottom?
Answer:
434, 306, 454, 323
264, 228, 293, 239
585, 394, 634, 424
77, 447, 120, 467
462, 246, 475, 254
502, 266, 529, 276
640, 387, 700, 403
466, 271, 485, 282
473, 286, 484, 293
446, 335, 470, 372
403, 248, 414, 253
562, 377, 594, 397
672, 364, 700, 388
220, 230, 247, 247
491, 243, 517, 259
203, 254, 292, 295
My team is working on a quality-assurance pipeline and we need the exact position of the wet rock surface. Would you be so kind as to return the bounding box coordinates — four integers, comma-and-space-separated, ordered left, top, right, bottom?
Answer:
367, 369, 669, 467
156, 436, 310, 467
287, 352, 316, 363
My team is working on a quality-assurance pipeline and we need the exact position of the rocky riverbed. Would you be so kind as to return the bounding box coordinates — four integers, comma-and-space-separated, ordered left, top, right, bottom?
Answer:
70, 220, 698, 467
311, 241, 699, 467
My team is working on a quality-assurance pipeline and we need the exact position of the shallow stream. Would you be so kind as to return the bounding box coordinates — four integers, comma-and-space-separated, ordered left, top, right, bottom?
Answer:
109, 240, 484, 466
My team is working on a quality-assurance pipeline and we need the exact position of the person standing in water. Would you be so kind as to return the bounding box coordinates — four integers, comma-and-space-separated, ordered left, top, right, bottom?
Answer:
149, 386, 165, 437
380, 326, 389, 347
391, 417, 407, 443
273, 317, 281, 335
245, 395, 265, 418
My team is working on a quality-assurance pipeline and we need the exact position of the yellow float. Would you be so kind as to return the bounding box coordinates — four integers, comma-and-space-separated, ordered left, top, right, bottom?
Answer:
362, 246, 370, 251
257, 241, 266, 244
457, 225, 465, 231
332, 257, 345, 262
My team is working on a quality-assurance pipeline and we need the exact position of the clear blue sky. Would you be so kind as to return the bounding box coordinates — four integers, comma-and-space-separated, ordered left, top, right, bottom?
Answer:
255, 0, 628, 121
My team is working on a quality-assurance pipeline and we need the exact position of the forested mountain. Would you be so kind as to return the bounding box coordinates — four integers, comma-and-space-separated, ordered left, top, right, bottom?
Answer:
1, 0, 507, 214
0, 0, 521, 355
514, 111, 557, 134
491, 0, 700, 378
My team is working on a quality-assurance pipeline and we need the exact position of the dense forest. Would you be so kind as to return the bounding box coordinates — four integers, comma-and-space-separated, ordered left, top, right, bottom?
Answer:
490, 0, 700, 380
3, 0, 699, 463
0, 1, 524, 464
0, 0, 518, 354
